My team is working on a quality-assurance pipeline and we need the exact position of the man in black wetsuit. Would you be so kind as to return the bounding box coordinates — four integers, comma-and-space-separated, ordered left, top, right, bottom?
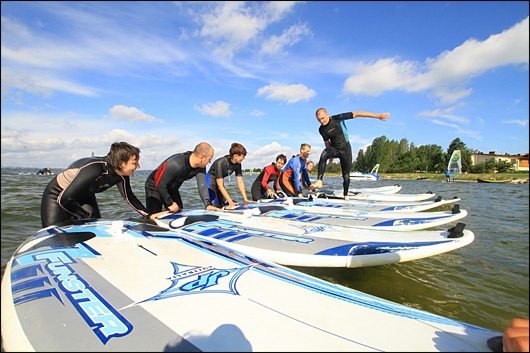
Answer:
313, 108, 389, 197
40, 142, 161, 228
145, 142, 219, 214
208, 142, 254, 209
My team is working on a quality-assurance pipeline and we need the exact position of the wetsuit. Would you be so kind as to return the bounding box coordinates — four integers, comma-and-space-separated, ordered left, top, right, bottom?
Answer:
207, 155, 243, 207
145, 151, 212, 213
40, 157, 148, 228
317, 112, 354, 195
280, 155, 311, 197
251, 163, 281, 201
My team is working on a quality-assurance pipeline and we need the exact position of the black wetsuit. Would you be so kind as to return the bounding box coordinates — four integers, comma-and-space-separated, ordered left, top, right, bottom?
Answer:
40, 157, 148, 228
251, 163, 281, 201
317, 112, 354, 195
145, 151, 212, 213
207, 155, 242, 207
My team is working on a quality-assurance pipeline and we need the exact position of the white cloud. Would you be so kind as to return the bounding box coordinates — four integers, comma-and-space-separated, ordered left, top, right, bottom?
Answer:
256, 83, 316, 104
501, 119, 528, 127
343, 16, 529, 103
260, 23, 311, 55
195, 101, 232, 117
190, 1, 298, 59
103, 105, 164, 124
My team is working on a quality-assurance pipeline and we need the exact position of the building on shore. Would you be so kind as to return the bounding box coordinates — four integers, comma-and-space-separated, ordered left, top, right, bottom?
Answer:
471, 151, 529, 171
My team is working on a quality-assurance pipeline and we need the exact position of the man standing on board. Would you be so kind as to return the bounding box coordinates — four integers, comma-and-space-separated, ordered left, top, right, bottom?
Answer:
313, 108, 389, 197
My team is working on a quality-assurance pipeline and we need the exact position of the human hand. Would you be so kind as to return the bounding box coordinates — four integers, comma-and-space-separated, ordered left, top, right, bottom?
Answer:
504, 318, 529, 352
379, 113, 390, 121
168, 202, 179, 213
149, 211, 170, 221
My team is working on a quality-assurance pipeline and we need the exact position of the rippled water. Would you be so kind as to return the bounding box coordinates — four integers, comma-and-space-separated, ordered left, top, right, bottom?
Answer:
1, 167, 528, 334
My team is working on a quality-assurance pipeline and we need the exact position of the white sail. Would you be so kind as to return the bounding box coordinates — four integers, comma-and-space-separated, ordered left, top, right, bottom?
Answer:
447, 150, 462, 180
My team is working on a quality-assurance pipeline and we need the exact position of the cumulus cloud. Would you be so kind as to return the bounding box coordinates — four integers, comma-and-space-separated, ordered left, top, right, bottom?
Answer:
190, 2, 299, 59
256, 83, 316, 104
103, 105, 164, 124
195, 101, 232, 117
343, 16, 529, 104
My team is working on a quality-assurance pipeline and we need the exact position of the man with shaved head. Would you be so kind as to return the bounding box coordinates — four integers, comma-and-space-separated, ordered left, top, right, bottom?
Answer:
313, 108, 389, 197
145, 142, 219, 216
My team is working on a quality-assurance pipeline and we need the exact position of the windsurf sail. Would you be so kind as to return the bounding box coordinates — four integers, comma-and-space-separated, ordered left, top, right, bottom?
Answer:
370, 164, 380, 175
447, 150, 462, 181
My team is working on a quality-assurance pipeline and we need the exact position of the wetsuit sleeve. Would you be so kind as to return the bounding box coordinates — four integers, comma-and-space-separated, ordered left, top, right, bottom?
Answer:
235, 163, 243, 177
57, 163, 105, 219
292, 158, 303, 193
262, 166, 273, 190
195, 169, 213, 209
330, 112, 354, 121
116, 176, 149, 217
301, 165, 311, 189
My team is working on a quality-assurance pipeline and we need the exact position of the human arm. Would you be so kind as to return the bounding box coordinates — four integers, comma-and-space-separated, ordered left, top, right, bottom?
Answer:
236, 175, 255, 204
196, 170, 219, 210
331, 112, 390, 121
216, 177, 238, 209
57, 162, 107, 219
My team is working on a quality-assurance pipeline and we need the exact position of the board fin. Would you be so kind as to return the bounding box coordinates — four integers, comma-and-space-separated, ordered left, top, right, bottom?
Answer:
451, 204, 460, 214
447, 222, 466, 238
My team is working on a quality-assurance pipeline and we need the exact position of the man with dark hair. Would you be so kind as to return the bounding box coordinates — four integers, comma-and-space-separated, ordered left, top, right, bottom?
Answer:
208, 142, 254, 209
251, 154, 287, 201
313, 108, 389, 196
40, 142, 160, 227
145, 142, 219, 214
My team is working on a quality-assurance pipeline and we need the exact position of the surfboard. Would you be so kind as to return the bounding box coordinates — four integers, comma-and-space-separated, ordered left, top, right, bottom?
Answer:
155, 210, 474, 267
259, 195, 462, 213
313, 190, 437, 201
1, 220, 498, 351
317, 184, 401, 195
226, 204, 466, 231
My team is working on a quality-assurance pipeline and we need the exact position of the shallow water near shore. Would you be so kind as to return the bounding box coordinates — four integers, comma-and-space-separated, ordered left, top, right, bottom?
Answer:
1, 167, 528, 337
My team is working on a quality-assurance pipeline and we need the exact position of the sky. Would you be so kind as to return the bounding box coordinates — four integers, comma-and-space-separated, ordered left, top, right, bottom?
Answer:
1, 1, 529, 170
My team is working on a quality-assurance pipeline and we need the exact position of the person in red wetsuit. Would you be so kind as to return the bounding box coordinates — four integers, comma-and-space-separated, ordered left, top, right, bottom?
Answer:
145, 142, 219, 215
251, 154, 287, 201
40, 142, 160, 228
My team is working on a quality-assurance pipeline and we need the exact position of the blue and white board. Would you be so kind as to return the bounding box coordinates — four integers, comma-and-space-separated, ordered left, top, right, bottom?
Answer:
260, 196, 462, 213
156, 211, 474, 268
319, 184, 401, 194
313, 190, 437, 201
1, 220, 497, 351
230, 203, 467, 231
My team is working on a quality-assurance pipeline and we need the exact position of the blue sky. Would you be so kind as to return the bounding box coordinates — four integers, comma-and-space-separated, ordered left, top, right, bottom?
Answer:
1, 1, 528, 170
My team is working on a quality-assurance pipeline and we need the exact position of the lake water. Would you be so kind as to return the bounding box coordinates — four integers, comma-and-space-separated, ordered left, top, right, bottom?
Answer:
1, 167, 528, 337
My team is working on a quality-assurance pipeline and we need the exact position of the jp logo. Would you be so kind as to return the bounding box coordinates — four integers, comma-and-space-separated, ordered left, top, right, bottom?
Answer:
140, 262, 253, 303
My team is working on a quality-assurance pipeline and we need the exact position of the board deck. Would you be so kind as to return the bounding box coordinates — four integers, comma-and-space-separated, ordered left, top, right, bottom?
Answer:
156, 211, 474, 267
2, 220, 498, 352
231, 203, 467, 231
312, 190, 437, 201
259, 196, 462, 212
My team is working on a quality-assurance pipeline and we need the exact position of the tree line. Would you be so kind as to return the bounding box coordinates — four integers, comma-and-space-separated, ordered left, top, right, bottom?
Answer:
318, 136, 516, 174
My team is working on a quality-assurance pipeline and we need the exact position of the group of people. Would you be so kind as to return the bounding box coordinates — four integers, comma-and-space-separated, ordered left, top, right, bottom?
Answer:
40, 107, 390, 228
38, 107, 529, 350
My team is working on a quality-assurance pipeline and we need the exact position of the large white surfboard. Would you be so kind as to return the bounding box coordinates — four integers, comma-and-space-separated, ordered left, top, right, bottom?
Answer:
156, 210, 474, 267
2, 220, 498, 351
